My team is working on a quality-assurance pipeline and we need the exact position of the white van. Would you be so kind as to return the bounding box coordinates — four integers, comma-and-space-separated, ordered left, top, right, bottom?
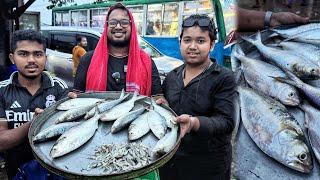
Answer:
41, 26, 183, 86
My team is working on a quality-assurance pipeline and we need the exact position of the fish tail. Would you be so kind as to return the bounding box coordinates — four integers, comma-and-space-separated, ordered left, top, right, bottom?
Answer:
119, 89, 125, 98
241, 31, 263, 47
235, 68, 246, 86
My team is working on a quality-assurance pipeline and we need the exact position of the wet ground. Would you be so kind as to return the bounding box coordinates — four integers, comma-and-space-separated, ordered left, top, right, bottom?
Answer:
238, 0, 320, 20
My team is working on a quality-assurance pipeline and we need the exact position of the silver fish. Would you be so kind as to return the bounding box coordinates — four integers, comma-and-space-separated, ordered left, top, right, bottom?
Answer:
305, 79, 320, 88
100, 91, 144, 121
84, 106, 98, 120
55, 103, 96, 124
238, 86, 312, 173
50, 114, 100, 158
152, 126, 178, 156
151, 99, 177, 129
279, 29, 320, 46
56, 98, 103, 111
33, 122, 80, 143
147, 110, 167, 139
300, 102, 320, 164
97, 89, 129, 113
273, 68, 320, 108
128, 111, 150, 140
276, 41, 320, 66
233, 47, 300, 106
271, 23, 320, 37
111, 106, 145, 133
242, 32, 320, 77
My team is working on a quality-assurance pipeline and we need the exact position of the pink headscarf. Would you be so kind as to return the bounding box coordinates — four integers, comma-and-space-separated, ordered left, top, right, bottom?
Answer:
86, 3, 152, 96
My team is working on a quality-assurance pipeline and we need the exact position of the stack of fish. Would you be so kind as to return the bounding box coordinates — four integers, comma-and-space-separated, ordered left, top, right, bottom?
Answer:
32, 90, 178, 173
232, 23, 320, 173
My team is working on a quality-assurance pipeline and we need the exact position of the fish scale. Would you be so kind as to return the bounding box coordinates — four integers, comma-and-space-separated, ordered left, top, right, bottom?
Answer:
242, 32, 320, 78
128, 111, 151, 140
276, 41, 320, 67
233, 47, 300, 106
238, 86, 312, 173
271, 23, 320, 37
33, 122, 80, 142
274, 68, 320, 109
100, 91, 144, 121
50, 114, 100, 158
111, 106, 145, 133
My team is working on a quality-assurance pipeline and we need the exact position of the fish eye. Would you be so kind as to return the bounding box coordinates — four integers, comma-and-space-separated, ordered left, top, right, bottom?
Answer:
289, 92, 294, 97
298, 153, 307, 161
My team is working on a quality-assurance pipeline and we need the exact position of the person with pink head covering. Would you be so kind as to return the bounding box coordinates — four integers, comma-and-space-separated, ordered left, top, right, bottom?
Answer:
73, 3, 162, 97
71, 3, 162, 178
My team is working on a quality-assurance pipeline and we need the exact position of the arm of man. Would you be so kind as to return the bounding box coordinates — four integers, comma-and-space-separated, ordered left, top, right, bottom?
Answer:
151, 59, 162, 95
0, 120, 31, 152
236, 7, 309, 31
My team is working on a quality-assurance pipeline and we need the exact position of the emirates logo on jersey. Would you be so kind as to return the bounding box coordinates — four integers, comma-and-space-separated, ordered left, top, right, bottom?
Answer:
45, 94, 56, 108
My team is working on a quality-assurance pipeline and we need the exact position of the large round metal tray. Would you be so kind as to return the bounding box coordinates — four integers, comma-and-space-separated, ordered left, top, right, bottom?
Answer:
232, 24, 320, 179
28, 91, 181, 179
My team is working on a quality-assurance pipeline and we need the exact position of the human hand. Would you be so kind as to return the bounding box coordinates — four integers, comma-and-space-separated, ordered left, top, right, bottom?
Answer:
155, 97, 168, 105
176, 114, 200, 138
270, 12, 309, 27
68, 91, 78, 99
33, 108, 44, 119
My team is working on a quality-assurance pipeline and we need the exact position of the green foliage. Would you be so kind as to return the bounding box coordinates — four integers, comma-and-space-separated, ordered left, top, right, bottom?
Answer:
47, 0, 74, 9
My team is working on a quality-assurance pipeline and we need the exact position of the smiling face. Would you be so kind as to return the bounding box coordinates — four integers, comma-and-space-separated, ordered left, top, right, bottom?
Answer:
107, 8, 132, 47
9, 40, 46, 80
180, 26, 214, 66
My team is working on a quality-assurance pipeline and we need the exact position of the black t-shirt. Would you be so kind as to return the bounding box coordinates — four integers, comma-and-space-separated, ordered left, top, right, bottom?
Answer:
73, 51, 162, 95
0, 71, 69, 178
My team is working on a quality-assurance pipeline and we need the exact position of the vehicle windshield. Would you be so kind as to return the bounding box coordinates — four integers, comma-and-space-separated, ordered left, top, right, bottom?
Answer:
138, 39, 162, 58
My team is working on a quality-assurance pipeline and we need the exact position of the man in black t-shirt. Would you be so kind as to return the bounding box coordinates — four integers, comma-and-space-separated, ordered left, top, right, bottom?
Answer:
71, 3, 162, 179
73, 3, 162, 96
0, 30, 68, 179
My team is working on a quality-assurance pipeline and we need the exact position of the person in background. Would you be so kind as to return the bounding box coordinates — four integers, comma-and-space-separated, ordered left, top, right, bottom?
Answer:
0, 30, 68, 179
72, 36, 87, 76
71, 3, 162, 179
146, 21, 156, 35
154, 19, 162, 35
169, 11, 179, 36
159, 14, 236, 179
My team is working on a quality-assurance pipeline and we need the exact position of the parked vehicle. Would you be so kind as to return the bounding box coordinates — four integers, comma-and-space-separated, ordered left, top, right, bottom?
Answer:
51, 0, 233, 65
40, 26, 183, 86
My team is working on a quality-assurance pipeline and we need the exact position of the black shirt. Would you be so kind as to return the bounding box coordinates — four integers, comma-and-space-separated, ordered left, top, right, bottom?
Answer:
162, 61, 236, 176
73, 51, 162, 95
0, 71, 69, 178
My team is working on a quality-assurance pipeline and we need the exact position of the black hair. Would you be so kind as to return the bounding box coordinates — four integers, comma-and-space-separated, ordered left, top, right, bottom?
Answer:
180, 14, 217, 43
76, 36, 86, 44
10, 29, 46, 53
107, 2, 127, 20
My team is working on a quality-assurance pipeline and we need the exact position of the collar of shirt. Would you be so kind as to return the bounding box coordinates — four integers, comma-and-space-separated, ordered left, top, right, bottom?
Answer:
174, 58, 221, 78
9, 71, 54, 90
